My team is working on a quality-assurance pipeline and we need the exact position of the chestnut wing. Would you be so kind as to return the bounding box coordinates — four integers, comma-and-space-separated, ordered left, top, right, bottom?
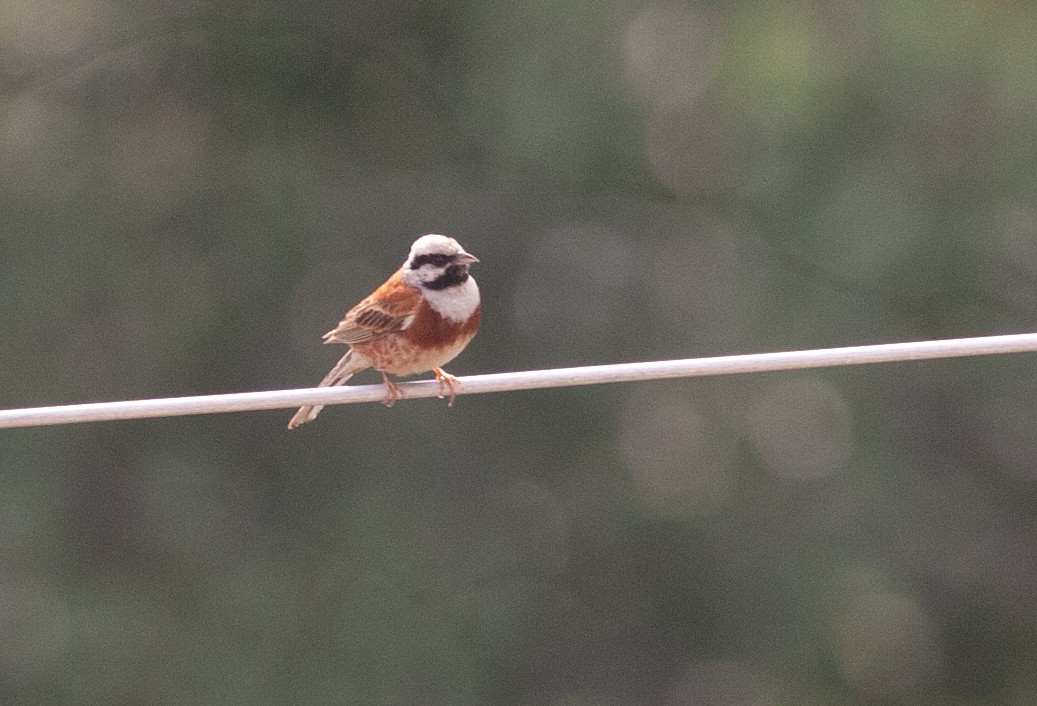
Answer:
322, 271, 421, 345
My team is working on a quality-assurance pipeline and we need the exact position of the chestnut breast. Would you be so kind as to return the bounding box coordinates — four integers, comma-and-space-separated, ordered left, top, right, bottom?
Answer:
354, 299, 480, 376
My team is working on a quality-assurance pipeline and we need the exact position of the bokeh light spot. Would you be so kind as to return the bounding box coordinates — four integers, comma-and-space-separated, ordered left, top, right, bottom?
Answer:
623, 5, 722, 108
0, 0, 110, 58
646, 209, 750, 348
645, 102, 733, 198
110, 105, 210, 214
514, 224, 633, 347
496, 478, 572, 575
620, 390, 734, 518
666, 659, 773, 706
747, 377, 852, 480
834, 592, 942, 698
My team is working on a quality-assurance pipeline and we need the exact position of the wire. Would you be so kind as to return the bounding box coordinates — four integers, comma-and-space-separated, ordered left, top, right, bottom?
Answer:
2, 332, 1036, 429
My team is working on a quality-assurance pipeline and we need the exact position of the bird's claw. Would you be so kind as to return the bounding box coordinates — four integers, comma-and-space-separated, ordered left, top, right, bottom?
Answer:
381, 373, 403, 408
433, 368, 463, 407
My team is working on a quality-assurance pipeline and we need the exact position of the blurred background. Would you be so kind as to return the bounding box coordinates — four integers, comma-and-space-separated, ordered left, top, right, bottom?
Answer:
3, 0, 1037, 703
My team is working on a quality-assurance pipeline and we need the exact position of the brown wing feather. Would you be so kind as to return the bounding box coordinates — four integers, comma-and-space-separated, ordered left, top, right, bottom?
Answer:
322, 270, 422, 345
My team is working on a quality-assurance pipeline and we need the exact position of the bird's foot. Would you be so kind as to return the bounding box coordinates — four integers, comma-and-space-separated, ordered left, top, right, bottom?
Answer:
381, 373, 404, 407
433, 368, 463, 407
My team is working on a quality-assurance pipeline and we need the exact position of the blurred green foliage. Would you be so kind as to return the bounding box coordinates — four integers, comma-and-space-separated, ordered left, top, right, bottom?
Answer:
3, 0, 1037, 703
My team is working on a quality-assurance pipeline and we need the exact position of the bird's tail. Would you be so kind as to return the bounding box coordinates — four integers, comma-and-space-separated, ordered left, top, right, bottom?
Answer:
288, 349, 366, 429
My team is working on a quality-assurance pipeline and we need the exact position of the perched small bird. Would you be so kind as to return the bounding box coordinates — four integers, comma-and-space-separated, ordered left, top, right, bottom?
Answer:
288, 234, 481, 429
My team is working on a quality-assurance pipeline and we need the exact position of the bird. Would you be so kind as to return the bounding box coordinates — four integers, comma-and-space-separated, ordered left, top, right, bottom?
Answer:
288, 234, 481, 429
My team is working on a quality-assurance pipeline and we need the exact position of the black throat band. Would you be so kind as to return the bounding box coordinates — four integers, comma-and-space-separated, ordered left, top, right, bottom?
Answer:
423, 266, 470, 291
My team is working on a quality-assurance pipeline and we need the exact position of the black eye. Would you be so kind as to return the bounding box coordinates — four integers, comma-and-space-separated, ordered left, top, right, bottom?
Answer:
411, 253, 450, 269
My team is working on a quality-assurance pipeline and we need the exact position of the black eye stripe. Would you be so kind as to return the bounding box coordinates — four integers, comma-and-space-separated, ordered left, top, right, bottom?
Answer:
410, 253, 451, 269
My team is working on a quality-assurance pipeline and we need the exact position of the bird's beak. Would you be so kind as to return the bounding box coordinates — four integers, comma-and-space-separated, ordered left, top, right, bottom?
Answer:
455, 251, 479, 264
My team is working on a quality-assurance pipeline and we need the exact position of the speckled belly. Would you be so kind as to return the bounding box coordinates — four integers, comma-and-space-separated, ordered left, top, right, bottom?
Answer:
354, 332, 475, 378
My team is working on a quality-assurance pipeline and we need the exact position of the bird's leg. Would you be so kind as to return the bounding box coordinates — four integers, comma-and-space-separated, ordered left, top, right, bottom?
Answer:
381, 372, 403, 407
432, 368, 463, 407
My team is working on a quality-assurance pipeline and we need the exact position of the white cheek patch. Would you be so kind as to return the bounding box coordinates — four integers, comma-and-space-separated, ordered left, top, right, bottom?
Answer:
423, 277, 480, 322
402, 266, 438, 287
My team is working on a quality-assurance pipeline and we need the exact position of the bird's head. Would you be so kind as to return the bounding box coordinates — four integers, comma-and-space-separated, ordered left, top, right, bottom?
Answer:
402, 234, 479, 291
